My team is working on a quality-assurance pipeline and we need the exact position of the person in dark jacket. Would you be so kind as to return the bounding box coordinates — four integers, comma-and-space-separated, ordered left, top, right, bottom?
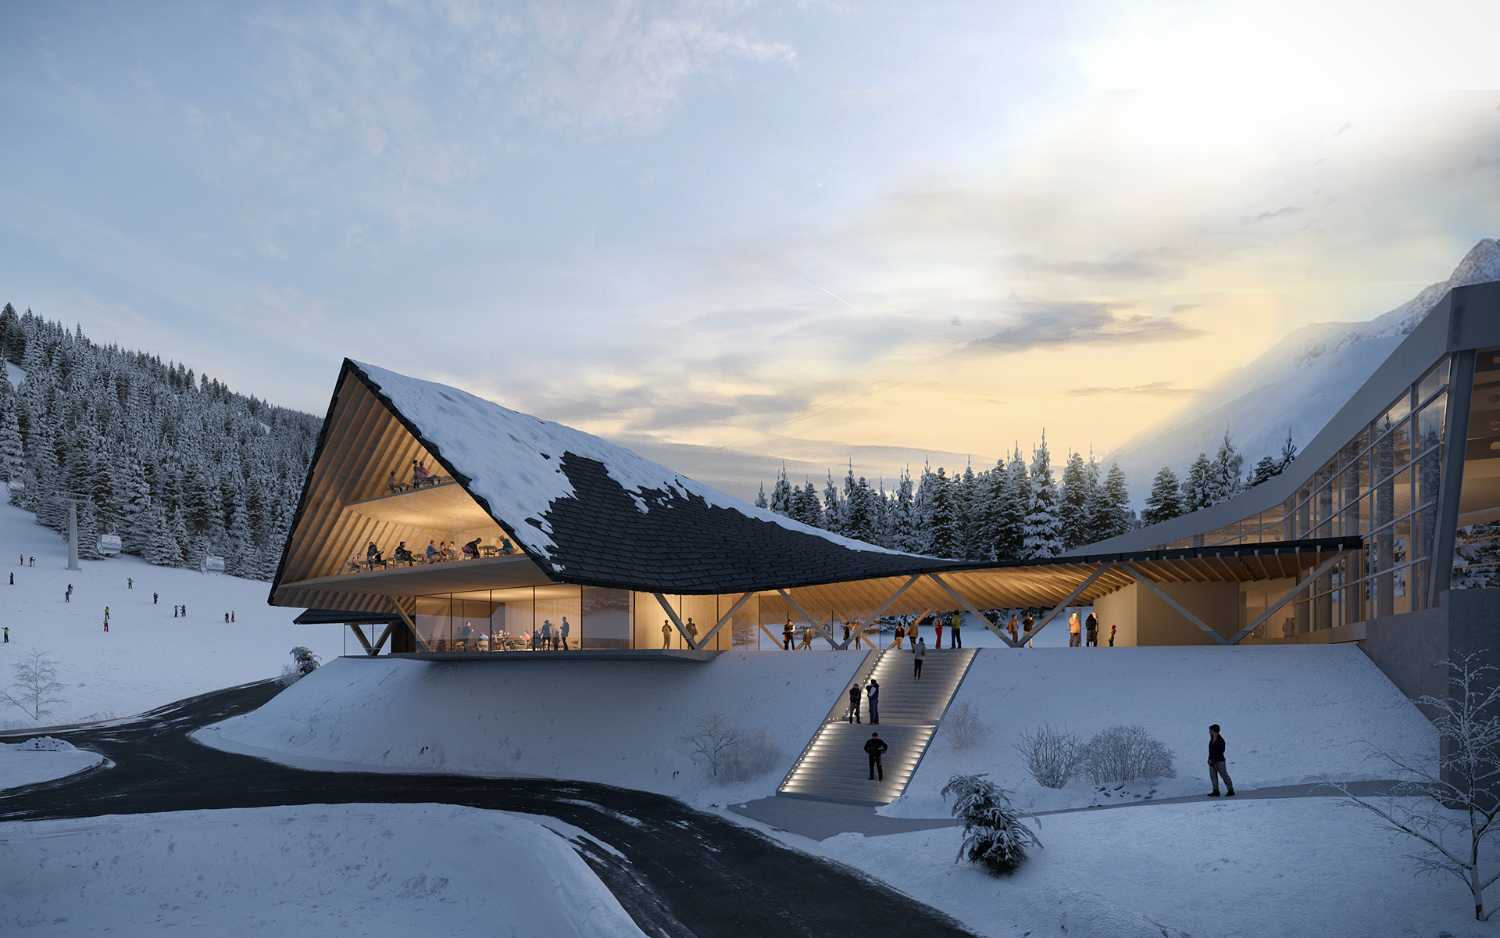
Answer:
950, 611, 963, 648
865, 732, 888, 781
847, 684, 862, 724
866, 678, 880, 724
782, 618, 794, 651
1085, 612, 1099, 647
1207, 723, 1236, 797
914, 637, 926, 678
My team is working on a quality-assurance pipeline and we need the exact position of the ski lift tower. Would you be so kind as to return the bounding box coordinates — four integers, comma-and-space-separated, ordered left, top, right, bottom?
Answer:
50, 493, 86, 572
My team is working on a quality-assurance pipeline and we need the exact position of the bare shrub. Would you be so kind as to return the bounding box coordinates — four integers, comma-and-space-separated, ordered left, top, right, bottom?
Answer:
944, 701, 992, 751
1083, 725, 1175, 784
721, 729, 781, 782
681, 712, 743, 780
3, 650, 65, 721
1337, 653, 1500, 920
1015, 724, 1085, 788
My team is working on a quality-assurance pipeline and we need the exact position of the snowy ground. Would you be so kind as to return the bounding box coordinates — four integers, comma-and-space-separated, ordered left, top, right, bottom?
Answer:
886, 645, 1435, 817
0, 485, 342, 728
197, 651, 864, 807
815, 797, 1494, 938
0, 804, 645, 937
0, 737, 103, 790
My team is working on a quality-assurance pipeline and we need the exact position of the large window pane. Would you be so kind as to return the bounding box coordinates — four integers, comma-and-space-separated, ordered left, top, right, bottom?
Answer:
581, 587, 632, 650
491, 587, 535, 651
415, 593, 452, 650
1417, 392, 1447, 453
1418, 357, 1449, 404
1454, 348, 1500, 590
534, 585, 581, 651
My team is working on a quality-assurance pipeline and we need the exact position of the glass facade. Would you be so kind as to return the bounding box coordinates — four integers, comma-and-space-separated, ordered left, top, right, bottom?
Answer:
1452, 348, 1500, 589
1161, 356, 1452, 637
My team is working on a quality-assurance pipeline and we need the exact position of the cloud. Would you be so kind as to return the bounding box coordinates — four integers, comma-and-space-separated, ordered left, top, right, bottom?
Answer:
966, 302, 1206, 354
1067, 381, 1198, 397
1000, 252, 1172, 281
1244, 205, 1303, 224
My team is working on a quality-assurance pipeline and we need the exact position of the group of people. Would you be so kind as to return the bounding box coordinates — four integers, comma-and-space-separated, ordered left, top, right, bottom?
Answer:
530, 616, 572, 651
387, 459, 448, 494
1066, 611, 1116, 648
661, 617, 700, 648
846, 677, 881, 724
359, 535, 516, 571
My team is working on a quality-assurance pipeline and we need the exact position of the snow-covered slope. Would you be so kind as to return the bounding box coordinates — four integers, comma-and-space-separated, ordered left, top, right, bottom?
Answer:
1, 805, 646, 938
197, 650, 863, 807
354, 360, 911, 568
0, 737, 102, 789
0, 484, 341, 728
885, 645, 1435, 817
1110, 238, 1500, 499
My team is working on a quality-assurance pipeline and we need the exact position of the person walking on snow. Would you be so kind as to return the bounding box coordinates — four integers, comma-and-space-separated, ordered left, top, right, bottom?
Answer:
1207, 724, 1236, 797
847, 684, 862, 724
914, 637, 926, 679
933, 614, 944, 650
1068, 611, 1081, 647
231, 611, 236, 623
866, 678, 880, 724
153, 592, 158, 605
865, 731, 888, 781
103, 616, 109, 633
950, 611, 963, 648
127, 577, 133, 590
65, 584, 72, 603
3, 626, 9, 643
1085, 611, 1099, 647
661, 619, 673, 649
8, 571, 12, 586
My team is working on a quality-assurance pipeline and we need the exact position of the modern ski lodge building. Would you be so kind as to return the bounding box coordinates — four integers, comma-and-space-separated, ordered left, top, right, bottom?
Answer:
273, 281, 1500, 699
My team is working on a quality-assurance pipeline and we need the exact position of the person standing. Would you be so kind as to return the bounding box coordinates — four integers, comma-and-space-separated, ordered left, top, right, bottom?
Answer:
1006, 613, 1019, 646
1085, 611, 1099, 647
231, 611, 236, 623
8, 571, 12, 586
1068, 611, 1081, 648
3, 626, 9, 643
847, 684, 862, 724
893, 622, 906, 650
1108, 623, 1117, 647
933, 614, 944, 650
662, 619, 673, 649
782, 618, 794, 651
65, 584, 72, 603
103, 616, 109, 633
866, 678, 880, 725
914, 637, 926, 679
540, 618, 553, 651
127, 577, 133, 590
560, 616, 571, 651
950, 611, 963, 649
800, 625, 814, 650
224, 612, 230, 623
1207, 724, 1236, 797
153, 592, 158, 605
685, 617, 698, 648
864, 731, 888, 781
1023, 612, 1035, 648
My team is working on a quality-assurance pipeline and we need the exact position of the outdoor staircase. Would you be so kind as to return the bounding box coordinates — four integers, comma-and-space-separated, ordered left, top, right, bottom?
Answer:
778, 646, 977, 805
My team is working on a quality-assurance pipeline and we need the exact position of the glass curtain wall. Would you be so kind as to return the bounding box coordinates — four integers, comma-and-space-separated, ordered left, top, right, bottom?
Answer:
1453, 349, 1500, 588
410, 586, 630, 652
1160, 356, 1451, 635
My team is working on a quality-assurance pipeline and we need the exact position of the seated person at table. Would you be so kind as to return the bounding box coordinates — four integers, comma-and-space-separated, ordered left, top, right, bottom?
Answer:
393, 541, 415, 565
425, 540, 439, 563
440, 541, 455, 561
411, 459, 430, 487
462, 537, 482, 559
498, 537, 515, 555
387, 471, 402, 494
365, 541, 384, 567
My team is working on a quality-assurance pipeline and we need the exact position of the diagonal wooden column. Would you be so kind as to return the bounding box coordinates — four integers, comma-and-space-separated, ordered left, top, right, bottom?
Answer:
1025, 564, 1114, 646
927, 573, 1013, 646
653, 592, 697, 649
370, 623, 395, 654
392, 599, 431, 653
778, 589, 839, 649
1229, 552, 1346, 644
694, 592, 755, 650
1117, 562, 1229, 645
347, 622, 375, 655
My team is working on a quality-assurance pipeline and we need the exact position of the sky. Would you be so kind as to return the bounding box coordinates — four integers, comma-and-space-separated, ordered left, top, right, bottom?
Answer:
1, 0, 1498, 498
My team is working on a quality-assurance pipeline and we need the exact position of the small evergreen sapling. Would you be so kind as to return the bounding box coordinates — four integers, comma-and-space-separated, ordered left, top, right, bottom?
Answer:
941, 773, 1040, 875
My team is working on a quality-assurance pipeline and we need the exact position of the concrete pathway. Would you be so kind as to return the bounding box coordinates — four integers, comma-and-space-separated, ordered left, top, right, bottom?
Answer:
731, 779, 1409, 841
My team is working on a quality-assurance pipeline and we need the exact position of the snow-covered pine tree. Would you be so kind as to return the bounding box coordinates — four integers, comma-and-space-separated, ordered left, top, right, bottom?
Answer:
224, 488, 254, 577
143, 504, 182, 566
941, 773, 1041, 875
822, 471, 843, 533
1092, 462, 1131, 541
1023, 433, 1064, 559
75, 497, 101, 560
1208, 430, 1244, 505
1180, 453, 1214, 513
0, 393, 22, 484
1249, 454, 1281, 486
925, 467, 960, 558
754, 483, 768, 509
769, 464, 793, 515
998, 446, 1029, 560
1277, 430, 1297, 470
893, 466, 920, 552
791, 480, 823, 527
1059, 450, 1090, 550
913, 462, 935, 551
1142, 466, 1184, 525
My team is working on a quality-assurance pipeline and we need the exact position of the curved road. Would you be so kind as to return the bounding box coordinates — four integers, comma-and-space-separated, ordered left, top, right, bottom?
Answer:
0, 681, 975, 938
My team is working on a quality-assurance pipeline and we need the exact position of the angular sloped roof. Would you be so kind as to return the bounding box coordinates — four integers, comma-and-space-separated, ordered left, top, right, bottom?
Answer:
343, 360, 956, 593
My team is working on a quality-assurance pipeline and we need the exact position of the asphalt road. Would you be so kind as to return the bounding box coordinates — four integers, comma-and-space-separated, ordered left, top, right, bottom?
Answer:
0, 681, 976, 938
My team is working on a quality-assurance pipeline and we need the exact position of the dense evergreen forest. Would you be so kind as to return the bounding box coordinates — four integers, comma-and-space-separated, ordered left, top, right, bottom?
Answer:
0, 303, 319, 579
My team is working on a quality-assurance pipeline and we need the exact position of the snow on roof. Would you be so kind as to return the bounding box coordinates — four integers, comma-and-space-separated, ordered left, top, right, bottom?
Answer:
351, 361, 915, 572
